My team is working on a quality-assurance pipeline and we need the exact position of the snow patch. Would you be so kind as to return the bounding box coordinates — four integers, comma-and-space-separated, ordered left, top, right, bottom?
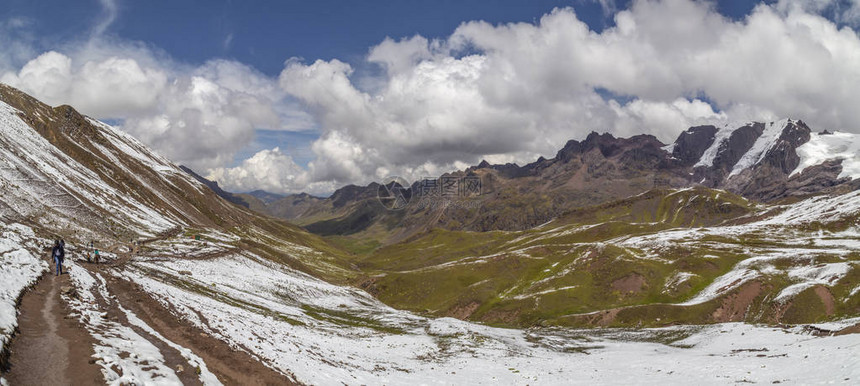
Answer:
728, 119, 790, 178
118, 303, 222, 385
66, 264, 182, 385
850, 285, 860, 299
791, 131, 860, 180
663, 271, 697, 294
694, 122, 736, 168
774, 263, 853, 302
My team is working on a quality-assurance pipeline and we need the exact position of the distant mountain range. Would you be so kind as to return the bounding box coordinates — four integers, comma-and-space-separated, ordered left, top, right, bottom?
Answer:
216, 118, 860, 247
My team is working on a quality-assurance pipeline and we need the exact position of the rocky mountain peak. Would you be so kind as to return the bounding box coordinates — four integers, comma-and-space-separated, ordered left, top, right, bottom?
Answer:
555, 139, 582, 162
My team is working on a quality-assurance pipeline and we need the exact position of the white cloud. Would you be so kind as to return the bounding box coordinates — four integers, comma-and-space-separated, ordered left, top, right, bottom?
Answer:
0, 2, 308, 173
208, 147, 307, 194
223, 33, 234, 51
0, 41, 297, 171
92, 0, 119, 37
367, 35, 436, 76
207, 147, 340, 195
1, 52, 282, 171
5, 0, 860, 196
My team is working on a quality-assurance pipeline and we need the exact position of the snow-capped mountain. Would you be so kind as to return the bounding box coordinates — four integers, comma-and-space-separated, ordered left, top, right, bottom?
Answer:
672, 118, 860, 199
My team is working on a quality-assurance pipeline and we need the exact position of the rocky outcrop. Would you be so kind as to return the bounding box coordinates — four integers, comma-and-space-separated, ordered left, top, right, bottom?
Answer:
671, 125, 717, 165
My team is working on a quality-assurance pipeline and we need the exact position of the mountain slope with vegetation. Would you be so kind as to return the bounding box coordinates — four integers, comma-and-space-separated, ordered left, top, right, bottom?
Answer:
355, 186, 860, 328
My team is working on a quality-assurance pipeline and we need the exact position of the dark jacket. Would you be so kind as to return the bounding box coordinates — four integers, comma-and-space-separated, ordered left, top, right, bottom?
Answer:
52, 245, 65, 263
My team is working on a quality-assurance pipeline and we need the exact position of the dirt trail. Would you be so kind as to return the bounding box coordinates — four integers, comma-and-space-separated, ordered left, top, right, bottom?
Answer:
104, 274, 296, 385
4, 268, 103, 385
4, 227, 296, 385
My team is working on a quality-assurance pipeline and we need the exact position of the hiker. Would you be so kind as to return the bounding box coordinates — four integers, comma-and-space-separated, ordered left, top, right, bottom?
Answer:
52, 239, 65, 276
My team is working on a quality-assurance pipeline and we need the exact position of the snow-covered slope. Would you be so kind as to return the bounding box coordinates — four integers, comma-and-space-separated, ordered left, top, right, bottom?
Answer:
112, 230, 860, 385
0, 83, 352, 383
0, 101, 179, 236
0, 83, 280, 242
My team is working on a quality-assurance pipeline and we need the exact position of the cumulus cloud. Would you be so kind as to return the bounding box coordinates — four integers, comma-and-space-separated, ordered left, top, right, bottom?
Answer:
1, 49, 285, 170
0, 0, 303, 172
2, 51, 168, 117
4, 0, 860, 196
209, 147, 306, 193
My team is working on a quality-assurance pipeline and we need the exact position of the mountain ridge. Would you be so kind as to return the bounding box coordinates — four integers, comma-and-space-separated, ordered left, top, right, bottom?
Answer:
239, 117, 860, 247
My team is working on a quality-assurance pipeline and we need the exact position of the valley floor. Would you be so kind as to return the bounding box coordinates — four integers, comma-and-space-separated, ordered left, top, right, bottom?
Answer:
1, 222, 859, 385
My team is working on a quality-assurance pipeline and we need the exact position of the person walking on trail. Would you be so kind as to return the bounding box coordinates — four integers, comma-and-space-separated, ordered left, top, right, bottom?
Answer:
52, 239, 65, 276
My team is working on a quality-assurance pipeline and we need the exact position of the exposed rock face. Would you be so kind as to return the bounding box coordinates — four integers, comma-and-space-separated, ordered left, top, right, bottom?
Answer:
555, 139, 582, 162
661, 119, 859, 201
723, 120, 812, 199
771, 120, 811, 174
703, 122, 764, 186
672, 125, 717, 166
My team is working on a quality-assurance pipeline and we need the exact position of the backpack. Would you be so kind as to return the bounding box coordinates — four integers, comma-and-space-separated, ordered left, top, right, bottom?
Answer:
53, 246, 64, 262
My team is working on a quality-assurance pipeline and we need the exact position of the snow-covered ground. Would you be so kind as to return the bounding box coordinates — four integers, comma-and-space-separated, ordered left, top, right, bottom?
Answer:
613, 188, 860, 305
65, 259, 221, 385
112, 250, 860, 385
0, 222, 47, 352
3, 95, 860, 384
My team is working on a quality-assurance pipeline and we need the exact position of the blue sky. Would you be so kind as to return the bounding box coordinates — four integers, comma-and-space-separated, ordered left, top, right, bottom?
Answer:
4, 0, 769, 76
2, 0, 860, 195
4, 0, 614, 74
